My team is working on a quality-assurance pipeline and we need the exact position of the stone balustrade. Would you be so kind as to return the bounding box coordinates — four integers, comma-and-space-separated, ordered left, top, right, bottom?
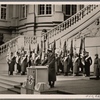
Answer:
0, 36, 19, 55
42, 5, 98, 41
24, 35, 37, 46
0, 5, 99, 57
0, 35, 37, 57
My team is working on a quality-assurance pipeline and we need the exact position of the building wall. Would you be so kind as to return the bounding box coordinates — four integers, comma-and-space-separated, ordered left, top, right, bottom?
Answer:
0, 4, 83, 43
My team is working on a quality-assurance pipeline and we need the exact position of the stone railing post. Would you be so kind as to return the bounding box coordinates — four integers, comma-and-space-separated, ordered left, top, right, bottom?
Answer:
17, 35, 24, 50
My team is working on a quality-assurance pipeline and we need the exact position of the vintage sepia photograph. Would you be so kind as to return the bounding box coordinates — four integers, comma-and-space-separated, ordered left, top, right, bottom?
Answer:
0, 1, 100, 99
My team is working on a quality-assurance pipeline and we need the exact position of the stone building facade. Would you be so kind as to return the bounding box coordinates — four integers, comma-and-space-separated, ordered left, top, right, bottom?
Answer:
0, 4, 84, 44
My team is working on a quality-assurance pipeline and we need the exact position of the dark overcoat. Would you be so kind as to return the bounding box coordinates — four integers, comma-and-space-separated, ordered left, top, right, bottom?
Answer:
55, 57, 58, 73
48, 54, 56, 82
42, 54, 56, 82
9, 56, 16, 72
94, 58, 100, 76
73, 57, 80, 74
85, 56, 92, 76
17, 57, 21, 72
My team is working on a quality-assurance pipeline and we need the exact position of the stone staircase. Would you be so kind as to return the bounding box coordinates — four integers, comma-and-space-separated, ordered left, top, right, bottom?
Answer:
0, 73, 26, 94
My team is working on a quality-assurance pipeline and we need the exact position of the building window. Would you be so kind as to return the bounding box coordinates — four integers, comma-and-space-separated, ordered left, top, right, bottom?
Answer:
79, 5, 84, 10
65, 5, 77, 16
20, 5, 27, 19
1, 5, 7, 20
38, 4, 52, 15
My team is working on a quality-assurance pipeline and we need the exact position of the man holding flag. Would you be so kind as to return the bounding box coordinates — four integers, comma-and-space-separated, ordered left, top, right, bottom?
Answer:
79, 36, 86, 75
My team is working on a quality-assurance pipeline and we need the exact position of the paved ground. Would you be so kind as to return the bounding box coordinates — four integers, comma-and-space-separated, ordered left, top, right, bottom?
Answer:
42, 75, 100, 94
0, 73, 100, 94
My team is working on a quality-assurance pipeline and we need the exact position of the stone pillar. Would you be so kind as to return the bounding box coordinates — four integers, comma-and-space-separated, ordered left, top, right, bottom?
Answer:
77, 5, 80, 12
13, 5, 16, 18
11, 5, 18, 26
17, 35, 24, 50
53, 5, 64, 22
27, 5, 35, 35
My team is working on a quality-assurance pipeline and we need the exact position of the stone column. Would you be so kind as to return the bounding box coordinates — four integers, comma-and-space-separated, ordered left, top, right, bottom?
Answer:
13, 5, 16, 18
11, 5, 18, 26
17, 35, 24, 50
77, 5, 80, 12
27, 5, 35, 35
53, 5, 64, 22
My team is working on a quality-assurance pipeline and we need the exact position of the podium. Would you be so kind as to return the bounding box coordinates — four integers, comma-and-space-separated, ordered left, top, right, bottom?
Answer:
21, 65, 49, 94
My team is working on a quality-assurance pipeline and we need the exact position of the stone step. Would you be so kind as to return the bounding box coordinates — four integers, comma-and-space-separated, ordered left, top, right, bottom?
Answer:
8, 87, 20, 94
0, 89, 16, 94
0, 76, 21, 85
0, 79, 20, 86
0, 86, 7, 91
0, 74, 26, 84
0, 83, 13, 89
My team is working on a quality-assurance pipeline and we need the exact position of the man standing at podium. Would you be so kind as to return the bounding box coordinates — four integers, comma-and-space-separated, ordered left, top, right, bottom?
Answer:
42, 48, 56, 88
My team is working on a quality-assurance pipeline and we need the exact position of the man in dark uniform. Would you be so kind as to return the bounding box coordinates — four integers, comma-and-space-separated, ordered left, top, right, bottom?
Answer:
9, 52, 16, 75
85, 52, 92, 76
16, 51, 21, 74
42, 48, 56, 88
63, 54, 69, 76
94, 54, 100, 79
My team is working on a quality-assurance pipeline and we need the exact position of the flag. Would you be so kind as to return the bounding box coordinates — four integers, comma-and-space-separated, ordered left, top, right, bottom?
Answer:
70, 40, 73, 57
58, 39, 62, 57
74, 38, 76, 55
40, 40, 43, 60
36, 43, 39, 54
47, 39, 49, 50
29, 42, 31, 53
79, 37, 83, 56
79, 36, 85, 57
63, 40, 67, 57
7, 45, 11, 59
15, 42, 18, 52
83, 36, 85, 55
59, 38, 61, 49
52, 40, 56, 53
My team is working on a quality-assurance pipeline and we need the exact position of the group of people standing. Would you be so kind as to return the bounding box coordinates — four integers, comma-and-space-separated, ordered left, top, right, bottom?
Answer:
55, 51, 100, 79
6, 46, 100, 88
6, 48, 41, 75
55, 51, 92, 77
6, 47, 56, 88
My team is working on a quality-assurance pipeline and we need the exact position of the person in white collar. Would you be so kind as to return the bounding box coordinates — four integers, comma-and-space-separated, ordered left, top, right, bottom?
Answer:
73, 53, 80, 76
63, 53, 69, 76
94, 54, 100, 79
80, 53, 85, 76
16, 51, 21, 74
85, 52, 92, 77
20, 51, 28, 75
34, 53, 41, 66
32, 50, 35, 65
8, 52, 16, 75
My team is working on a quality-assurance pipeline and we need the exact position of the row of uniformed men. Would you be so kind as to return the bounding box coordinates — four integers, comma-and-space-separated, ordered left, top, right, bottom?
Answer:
55, 51, 100, 79
6, 48, 56, 88
6, 50, 41, 75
